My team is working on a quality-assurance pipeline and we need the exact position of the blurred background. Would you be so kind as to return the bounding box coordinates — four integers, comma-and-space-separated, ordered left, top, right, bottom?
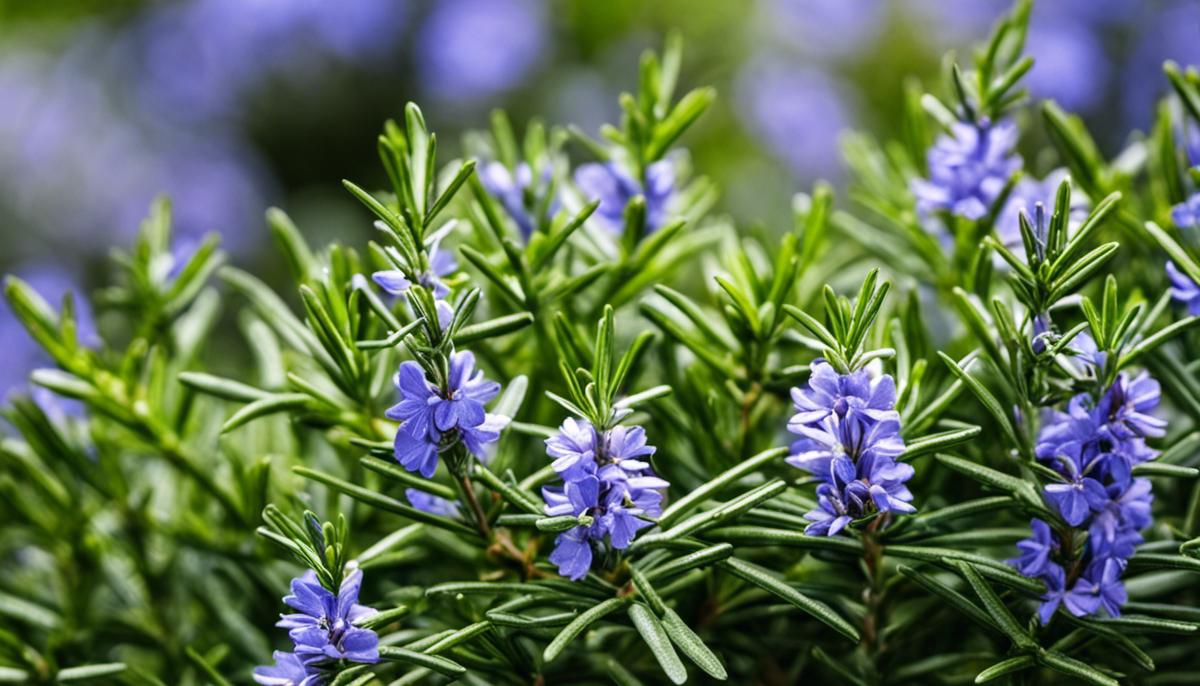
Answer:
1, 0, 1198, 399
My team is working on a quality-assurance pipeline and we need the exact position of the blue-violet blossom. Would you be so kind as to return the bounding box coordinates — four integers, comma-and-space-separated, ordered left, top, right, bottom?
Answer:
1014, 372, 1163, 621
253, 651, 317, 685
911, 118, 1021, 221
387, 351, 508, 478
574, 159, 675, 234
786, 360, 914, 536
541, 418, 668, 580
276, 568, 380, 671
479, 160, 558, 238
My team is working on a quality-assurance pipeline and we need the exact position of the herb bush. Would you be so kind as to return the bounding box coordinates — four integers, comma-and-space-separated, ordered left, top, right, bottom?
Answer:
5, 2, 1200, 685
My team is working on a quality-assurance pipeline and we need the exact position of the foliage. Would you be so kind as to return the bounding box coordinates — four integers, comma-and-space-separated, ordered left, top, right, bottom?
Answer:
4, 4, 1200, 685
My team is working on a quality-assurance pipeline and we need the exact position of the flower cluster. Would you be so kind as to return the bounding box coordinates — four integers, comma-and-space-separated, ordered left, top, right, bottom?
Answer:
786, 360, 914, 536
574, 160, 676, 234
1013, 372, 1164, 622
911, 118, 1021, 221
387, 351, 508, 478
371, 239, 458, 330
1166, 261, 1200, 315
540, 418, 669, 580
255, 569, 379, 685
479, 160, 559, 238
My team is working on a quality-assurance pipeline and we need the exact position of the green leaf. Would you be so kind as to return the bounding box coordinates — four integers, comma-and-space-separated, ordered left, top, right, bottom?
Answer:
900, 426, 982, 461
937, 353, 1024, 456
184, 647, 230, 686
178, 371, 270, 402
543, 598, 628, 663
720, 558, 859, 641
897, 565, 1001, 634
627, 603, 688, 685
55, 663, 128, 683
975, 656, 1036, 683
644, 479, 786, 545
1039, 650, 1120, 686
642, 544, 735, 583
660, 607, 727, 680
658, 447, 787, 527
360, 456, 457, 500
453, 312, 534, 345
379, 646, 466, 678
1131, 462, 1199, 479
934, 454, 1043, 512
293, 466, 478, 536
220, 393, 311, 433
954, 561, 1037, 650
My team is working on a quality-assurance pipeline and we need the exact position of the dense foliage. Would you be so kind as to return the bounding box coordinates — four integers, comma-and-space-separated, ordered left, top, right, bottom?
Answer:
5, 3, 1200, 684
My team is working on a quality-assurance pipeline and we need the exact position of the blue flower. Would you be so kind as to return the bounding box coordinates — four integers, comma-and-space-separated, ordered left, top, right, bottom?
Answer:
574, 159, 676, 234
479, 160, 558, 238
541, 418, 668, 580
788, 360, 898, 429
1018, 372, 1164, 622
386, 352, 508, 478
277, 569, 379, 669
1096, 371, 1166, 441
1166, 261, 1200, 316
417, 0, 547, 104
786, 362, 914, 536
372, 241, 457, 300
1009, 518, 1058, 577
1171, 192, 1200, 229
405, 488, 461, 519
1044, 473, 1109, 527
911, 119, 1021, 221
253, 651, 318, 686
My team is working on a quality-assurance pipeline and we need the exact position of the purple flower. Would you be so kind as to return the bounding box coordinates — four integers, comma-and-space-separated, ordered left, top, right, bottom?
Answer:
1044, 476, 1109, 527
1020, 371, 1164, 621
1037, 563, 1067, 625
911, 119, 1021, 221
372, 242, 457, 300
574, 160, 676, 234
478, 161, 558, 239
1085, 559, 1128, 618
1009, 519, 1058, 577
540, 419, 667, 580
277, 569, 379, 668
1025, 23, 1109, 113
253, 651, 317, 686
1171, 192, 1200, 229
735, 59, 855, 182
386, 352, 508, 478
786, 363, 914, 536
545, 417, 599, 482
1097, 372, 1166, 441
788, 360, 898, 430
405, 488, 461, 519
417, 0, 547, 104
1166, 261, 1200, 316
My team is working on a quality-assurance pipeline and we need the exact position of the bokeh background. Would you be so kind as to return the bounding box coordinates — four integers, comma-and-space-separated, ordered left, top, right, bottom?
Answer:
2, 0, 1199, 401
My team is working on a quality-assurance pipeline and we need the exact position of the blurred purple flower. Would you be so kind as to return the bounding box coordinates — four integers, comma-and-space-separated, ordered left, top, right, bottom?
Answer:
418, 0, 547, 104
132, 0, 407, 122
1167, 261, 1200, 315
912, 119, 1021, 221
761, 0, 885, 60
405, 488, 461, 519
574, 160, 676, 234
735, 60, 855, 182
1025, 23, 1109, 112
